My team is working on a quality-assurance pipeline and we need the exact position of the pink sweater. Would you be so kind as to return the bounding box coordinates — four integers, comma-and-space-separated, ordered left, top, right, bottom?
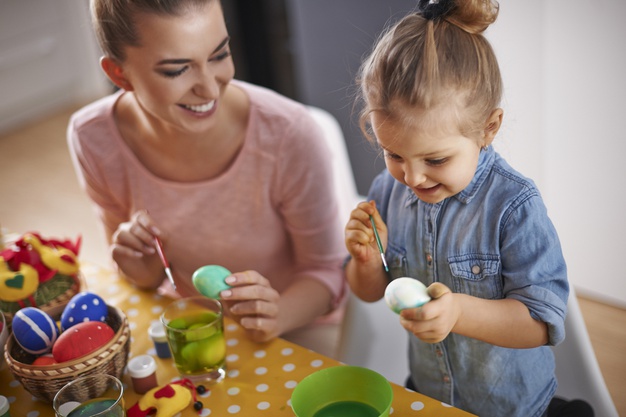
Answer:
68, 81, 347, 314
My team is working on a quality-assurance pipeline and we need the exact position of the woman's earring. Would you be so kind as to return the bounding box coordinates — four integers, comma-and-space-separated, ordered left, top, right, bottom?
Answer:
481, 145, 489, 151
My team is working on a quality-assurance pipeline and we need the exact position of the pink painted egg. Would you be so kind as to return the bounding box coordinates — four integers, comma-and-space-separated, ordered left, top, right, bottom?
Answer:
52, 320, 115, 363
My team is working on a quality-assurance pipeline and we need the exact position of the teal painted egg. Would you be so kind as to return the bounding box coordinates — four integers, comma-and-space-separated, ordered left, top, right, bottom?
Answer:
384, 277, 431, 314
192, 265, 232, 299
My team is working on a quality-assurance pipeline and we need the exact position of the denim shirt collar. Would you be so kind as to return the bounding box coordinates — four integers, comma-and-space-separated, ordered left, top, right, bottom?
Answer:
404, 146, 495, 208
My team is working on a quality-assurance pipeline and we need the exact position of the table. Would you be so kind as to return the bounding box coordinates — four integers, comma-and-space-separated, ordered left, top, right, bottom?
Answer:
1, 262, 476, 416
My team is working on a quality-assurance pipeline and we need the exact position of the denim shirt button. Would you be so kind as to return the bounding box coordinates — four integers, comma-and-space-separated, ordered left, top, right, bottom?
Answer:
471, 265, 481, 274
426, 253, 433, 265
443, 375, 451, 383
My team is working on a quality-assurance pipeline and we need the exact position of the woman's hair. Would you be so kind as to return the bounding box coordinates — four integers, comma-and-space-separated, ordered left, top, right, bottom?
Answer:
90, 0, 217, 62
357, 0, 501, 140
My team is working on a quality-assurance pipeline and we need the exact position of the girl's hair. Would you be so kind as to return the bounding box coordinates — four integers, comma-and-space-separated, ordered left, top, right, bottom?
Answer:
90, 0, 217, 62
358, 0, 501, 140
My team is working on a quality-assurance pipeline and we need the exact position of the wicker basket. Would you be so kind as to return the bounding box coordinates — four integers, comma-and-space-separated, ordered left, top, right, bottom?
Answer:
3, 304, 130, 403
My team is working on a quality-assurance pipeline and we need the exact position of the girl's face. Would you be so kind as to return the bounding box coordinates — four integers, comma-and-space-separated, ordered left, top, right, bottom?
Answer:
371, 107, 485, 204
115, 1, 234, 133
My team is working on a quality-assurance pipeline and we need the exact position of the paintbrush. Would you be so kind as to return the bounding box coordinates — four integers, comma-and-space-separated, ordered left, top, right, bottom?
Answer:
154, 235, 176, 289
370, 215, 389, 272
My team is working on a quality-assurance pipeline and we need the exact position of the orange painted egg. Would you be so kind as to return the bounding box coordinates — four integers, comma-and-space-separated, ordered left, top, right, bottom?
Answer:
52, 321, 115, 363
32, 353, 58, 366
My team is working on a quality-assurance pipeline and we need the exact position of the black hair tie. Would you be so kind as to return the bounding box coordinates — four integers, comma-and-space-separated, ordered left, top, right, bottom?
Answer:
417, 0, 456, 20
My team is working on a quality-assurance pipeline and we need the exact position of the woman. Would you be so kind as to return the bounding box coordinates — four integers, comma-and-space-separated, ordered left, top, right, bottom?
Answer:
68, 0, 346, 356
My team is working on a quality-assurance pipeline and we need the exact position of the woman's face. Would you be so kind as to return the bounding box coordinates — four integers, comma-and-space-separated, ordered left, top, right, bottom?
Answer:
118, 1, 235, 133
371, 106, 483, 204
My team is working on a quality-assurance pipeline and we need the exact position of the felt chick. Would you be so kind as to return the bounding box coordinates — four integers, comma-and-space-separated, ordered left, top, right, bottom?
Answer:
127, 379, 206, 417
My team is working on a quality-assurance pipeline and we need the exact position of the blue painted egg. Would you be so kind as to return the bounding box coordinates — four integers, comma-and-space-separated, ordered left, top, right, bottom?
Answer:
192, 265, 232, 299
61, 291, 108, 331
12, 307, 59, 355
384, 277, 431, 314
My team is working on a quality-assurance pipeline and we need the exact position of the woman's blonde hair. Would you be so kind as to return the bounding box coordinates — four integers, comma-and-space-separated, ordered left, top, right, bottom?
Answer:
358, 0, 501, 140
90, 0, 217, 62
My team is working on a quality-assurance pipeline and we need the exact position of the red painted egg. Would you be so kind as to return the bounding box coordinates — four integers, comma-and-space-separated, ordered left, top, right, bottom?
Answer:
52, 321, 115, 363
32, 353, 58, 366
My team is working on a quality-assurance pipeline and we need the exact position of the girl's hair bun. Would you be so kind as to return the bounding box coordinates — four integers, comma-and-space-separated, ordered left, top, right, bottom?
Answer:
417, 0, 456, 20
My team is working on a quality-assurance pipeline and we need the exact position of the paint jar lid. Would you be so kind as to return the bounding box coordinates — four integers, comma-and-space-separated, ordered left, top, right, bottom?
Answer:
148, 321, 167, 342
127, 354, 157, 379
0, 395, 9, 415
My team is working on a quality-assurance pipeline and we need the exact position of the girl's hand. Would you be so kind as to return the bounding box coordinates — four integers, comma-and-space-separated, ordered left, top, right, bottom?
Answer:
219, 270, 281, 343
111, 210, 160, 258
345, 201, 387, 268
399, 283, 461, 343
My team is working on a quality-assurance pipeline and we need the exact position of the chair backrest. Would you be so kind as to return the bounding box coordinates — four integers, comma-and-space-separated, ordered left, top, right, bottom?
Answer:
552, 286, 619, 417
307, 106, 362, 226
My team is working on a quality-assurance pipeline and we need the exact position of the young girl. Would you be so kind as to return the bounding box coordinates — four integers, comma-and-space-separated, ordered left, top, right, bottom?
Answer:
344, 1, 591, 416
68, 0, 346, 356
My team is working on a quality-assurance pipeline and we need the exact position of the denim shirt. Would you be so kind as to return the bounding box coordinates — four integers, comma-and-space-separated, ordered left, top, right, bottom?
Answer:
368, 148, 569, 417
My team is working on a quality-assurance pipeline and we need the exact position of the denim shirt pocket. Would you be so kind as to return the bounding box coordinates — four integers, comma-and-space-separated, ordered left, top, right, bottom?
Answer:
448, 254, 502, 299
386, 241, 408, 278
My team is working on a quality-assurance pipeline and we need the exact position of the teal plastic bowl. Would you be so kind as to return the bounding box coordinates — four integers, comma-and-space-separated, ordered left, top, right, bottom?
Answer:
291, 366, 393, 417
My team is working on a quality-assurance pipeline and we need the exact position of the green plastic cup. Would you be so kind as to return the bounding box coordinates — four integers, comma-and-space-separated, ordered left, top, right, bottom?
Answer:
291, 366, 393, 417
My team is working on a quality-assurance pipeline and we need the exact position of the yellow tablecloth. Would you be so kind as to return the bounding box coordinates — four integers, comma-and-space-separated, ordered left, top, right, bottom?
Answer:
1, 262, 475, 416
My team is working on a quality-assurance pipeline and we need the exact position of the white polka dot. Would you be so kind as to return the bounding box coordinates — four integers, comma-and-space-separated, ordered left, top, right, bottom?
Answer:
81, 304, 88, 310
92, 298, 101, 305
227, 405, 240, 414
284, 380, 297, 389
227, 387, 240, 395
310, 359, 323, 367
281, 347, 293, 356
82, 317, 89, 322
228, 369, 240, 378
199, 409, 211, 416
129, 322, 138, 331
227, 338, 239, 347
411, 401, 425, 411
282, 363, 295, 372
129, 295, 141, 304
151, 306, 163, 315
9, 381, 20, 387
442, 402, 453, 408
227, 354, 239, 362
255, 367, 268, 375
70, 302, 76, 309
256, 384, 269, 392
199, 390, 211, 398
127, 308, 139, 317
257, 402, 270, 410
107, 285, 120, 294
253, 350, 266, 358
226, 323, 238, 332
27, 411, 40, 417
147, 347, 157, 356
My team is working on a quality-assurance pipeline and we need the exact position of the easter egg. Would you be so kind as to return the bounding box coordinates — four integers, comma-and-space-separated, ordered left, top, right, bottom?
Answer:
192, 265, 232, 299
384, 277, 431, 314
61, 291, 108, 331
52, 320, 115, 363
12, 307, 59, 355
32, 353, 58, 366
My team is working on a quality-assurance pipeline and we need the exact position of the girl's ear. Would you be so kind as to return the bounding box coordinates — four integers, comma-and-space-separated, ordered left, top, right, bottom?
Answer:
483, 108, 503, 147
100, 56, 133, 91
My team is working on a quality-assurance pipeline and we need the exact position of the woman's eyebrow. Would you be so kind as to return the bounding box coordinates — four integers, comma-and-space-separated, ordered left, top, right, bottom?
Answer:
156, 36, 230, 65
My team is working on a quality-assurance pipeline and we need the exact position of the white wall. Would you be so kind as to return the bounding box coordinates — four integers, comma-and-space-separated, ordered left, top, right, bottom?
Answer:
488, 1, 626, 307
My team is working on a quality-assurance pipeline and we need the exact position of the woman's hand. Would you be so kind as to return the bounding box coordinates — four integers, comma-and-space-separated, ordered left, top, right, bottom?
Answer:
219, 270, 282, 343
110, 210, 165, 289
399, 283, 461, 343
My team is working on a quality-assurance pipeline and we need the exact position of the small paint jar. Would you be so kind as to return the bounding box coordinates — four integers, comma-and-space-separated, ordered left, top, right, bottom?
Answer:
127, 355, 158, 395
149, 321, 171, 359
0, 395, 10, 417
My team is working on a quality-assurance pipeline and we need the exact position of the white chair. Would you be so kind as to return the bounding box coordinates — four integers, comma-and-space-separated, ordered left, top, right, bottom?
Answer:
552, 286, 619, 417
307, 106, 410, 384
